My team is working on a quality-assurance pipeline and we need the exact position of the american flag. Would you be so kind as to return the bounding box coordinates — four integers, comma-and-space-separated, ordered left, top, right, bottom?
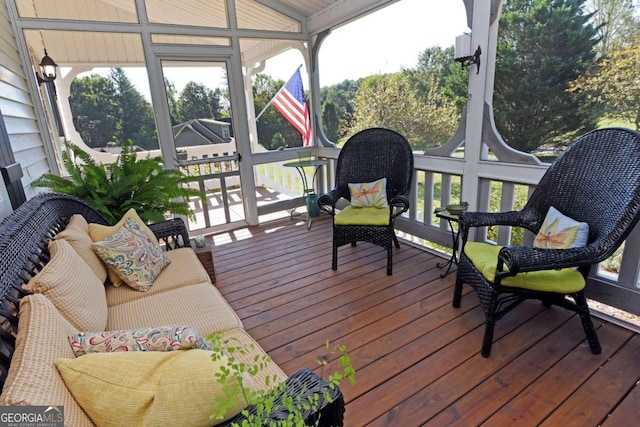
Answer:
272, 69, 312, 147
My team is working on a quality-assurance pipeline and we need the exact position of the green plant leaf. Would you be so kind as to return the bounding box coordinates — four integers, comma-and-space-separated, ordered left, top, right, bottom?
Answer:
32, 140, 205, 224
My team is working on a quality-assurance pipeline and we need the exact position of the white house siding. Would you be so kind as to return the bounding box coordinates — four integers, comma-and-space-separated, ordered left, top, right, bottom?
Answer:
0, 1, 50, 200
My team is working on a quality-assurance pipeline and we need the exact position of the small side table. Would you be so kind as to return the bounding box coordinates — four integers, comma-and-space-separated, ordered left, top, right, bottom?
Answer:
283, 159, 329, 230
192, 240, 216, 283
435, 209, 460, 278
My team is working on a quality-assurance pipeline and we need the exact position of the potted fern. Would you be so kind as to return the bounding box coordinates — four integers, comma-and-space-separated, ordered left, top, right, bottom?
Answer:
33, 140, 204, 224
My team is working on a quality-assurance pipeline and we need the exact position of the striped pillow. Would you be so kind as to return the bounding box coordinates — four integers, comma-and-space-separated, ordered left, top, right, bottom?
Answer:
24, 239, 108, 332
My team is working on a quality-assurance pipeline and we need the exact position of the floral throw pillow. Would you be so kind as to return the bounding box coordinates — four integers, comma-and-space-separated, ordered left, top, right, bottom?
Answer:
533, 206, 589, 249
349, 178, 388, 208
91, 217, 170, 292
69, 325, 212, 357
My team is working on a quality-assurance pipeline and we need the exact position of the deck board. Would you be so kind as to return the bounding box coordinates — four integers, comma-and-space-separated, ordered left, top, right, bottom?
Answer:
209, 217, 640, 426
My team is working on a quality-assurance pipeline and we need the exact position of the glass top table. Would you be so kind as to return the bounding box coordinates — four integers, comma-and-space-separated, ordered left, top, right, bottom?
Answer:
283, 159, 329, 229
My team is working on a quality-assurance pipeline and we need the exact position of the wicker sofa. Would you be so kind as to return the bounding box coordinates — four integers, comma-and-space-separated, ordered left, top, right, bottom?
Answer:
0, 193, 343, 426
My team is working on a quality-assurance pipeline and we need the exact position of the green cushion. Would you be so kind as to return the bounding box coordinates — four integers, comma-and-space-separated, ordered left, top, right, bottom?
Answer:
464, 241, 585, 293
334, 206, 390, 226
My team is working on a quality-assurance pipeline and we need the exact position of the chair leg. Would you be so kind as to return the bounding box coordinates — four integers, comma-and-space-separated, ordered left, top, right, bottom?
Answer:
387, 230, 399, 274
392, 232, 400, 249
332, 240, 338, 271
574, 291, 602, 354
481, 319, 495, 358
453, 277, 464, 308
481, 294, 499, 357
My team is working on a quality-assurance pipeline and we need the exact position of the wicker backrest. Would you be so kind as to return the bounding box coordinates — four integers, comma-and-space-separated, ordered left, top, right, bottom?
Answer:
334, 128, 413, 201
0, 192, 108, 392
523, 127, 640, 259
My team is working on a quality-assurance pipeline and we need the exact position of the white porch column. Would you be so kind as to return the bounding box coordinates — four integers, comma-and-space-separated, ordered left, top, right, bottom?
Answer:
244, 62, 265, 159
460, 0, 502, 209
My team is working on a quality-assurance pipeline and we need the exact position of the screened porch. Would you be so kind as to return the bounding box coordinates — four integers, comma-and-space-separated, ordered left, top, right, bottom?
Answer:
2, 1, 640, 424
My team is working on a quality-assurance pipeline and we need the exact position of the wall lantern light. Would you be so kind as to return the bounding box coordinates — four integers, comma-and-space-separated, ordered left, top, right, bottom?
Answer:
454, 34, 481, 74
36, 49, 58, 85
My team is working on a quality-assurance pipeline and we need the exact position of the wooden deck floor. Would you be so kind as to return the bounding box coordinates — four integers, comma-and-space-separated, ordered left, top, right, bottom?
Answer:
208, 216, 640, 427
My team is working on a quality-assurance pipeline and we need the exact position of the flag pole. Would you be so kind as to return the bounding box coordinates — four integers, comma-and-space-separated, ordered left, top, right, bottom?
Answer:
255, 65, 303, 121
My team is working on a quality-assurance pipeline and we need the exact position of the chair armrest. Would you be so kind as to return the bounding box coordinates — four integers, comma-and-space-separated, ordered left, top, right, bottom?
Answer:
148, 218, 190, 250
220, 368, 345, 427
458, 210, 536, 229
318, 189, 344, 215
389, 194, 410, 218
458, 210, 539, 245
497, 244, 597, 275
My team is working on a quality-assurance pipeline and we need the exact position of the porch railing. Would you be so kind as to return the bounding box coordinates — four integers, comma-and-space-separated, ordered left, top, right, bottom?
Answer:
313, 149, 640, 316
179, 148, 640, 316
178, 153, 242, 231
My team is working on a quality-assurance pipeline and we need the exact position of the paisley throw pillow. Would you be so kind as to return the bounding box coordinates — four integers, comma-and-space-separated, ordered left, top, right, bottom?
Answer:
92, 218, 170, 291
69, 325, 211, 357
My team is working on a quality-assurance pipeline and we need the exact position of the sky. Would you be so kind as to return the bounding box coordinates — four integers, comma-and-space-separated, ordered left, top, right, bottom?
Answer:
80, 0, 469, 98
265, 0, 468, 87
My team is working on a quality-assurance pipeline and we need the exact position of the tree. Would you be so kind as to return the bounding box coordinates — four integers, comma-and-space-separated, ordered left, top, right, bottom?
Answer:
412, 45, 470, 111
70, 69, 158, 149
320, 79, 360, 143
176, 82, 222, 123
69, 75, 121, 148
569, 39, 640, 129
415, 46, 454, 90
252, 74, 302, 150
442, 63, 470, 112
586, 0, 638, 57
164, 78, 180, 126
348, 72, 458, 151
110, 68, 157, 150
494, 0, 600, 152
271, 132, 287, 149
321, 99, 340, 141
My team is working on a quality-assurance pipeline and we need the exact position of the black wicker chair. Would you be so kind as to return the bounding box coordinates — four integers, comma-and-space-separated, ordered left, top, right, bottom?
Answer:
318, 128, 413, 275
454, 127, 640, 357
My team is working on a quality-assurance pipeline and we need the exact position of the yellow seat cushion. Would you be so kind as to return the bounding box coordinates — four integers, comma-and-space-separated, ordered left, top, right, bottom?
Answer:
106, 283, 243, 333
464, 241, 585, 293
334, 205, 390, 226
88, 208, 157, 288
105, 248, 211, 307
55, 350, 250, 427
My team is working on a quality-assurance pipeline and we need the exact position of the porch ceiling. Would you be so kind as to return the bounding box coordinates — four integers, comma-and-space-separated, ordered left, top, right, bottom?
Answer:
16, 0, 399, 68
